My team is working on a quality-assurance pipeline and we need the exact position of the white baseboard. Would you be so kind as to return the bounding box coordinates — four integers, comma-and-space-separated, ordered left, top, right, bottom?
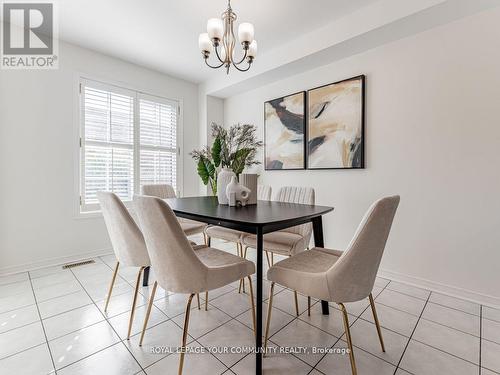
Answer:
379, 268, 500, 309
0, 248, 114, 277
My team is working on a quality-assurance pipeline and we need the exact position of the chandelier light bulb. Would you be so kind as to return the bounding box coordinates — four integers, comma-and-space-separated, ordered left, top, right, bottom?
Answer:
207, 18, 224, 40
238, 22, 254, 44
198, 33, 213, 53
248, 40, 258, 57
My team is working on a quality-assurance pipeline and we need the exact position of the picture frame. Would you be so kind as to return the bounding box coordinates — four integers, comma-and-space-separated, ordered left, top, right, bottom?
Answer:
264, 91, 306, 170
306, 75, 365, 170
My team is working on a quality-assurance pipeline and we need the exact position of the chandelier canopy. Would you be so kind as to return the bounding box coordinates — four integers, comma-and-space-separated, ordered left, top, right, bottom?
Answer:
198, 0, 257, 74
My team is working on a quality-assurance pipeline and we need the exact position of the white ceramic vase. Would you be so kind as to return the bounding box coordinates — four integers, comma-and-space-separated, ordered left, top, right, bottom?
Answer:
226, 176, 251, 206
217, 168, 236, 205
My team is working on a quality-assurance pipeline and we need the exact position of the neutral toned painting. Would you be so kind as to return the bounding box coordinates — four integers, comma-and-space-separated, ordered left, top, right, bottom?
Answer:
307, 75, 364, 169
264, 91, 305, 170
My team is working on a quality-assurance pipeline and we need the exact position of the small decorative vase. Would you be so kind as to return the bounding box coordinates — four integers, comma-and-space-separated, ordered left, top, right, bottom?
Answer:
217, 168, 236, 205
239, 173, 258, 205
226, 176, 251, 207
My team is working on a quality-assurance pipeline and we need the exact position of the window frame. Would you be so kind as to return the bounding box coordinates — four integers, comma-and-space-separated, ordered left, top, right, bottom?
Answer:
77, 76, 183, 215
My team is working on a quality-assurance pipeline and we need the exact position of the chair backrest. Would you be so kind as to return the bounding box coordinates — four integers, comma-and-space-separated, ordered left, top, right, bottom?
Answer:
133, 195, 208, 294
97, 192, 150, 267
327, 196, 400, 303
140, 184, 177, 199
275, 186, 315, 239
257, 185, 272, 201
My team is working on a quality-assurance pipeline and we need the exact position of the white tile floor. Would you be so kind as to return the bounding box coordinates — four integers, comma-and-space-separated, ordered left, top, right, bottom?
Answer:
0, 236, 499, 375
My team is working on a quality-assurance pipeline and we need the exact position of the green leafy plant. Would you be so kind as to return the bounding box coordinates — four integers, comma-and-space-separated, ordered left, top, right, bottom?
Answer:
190, 122, 262, 195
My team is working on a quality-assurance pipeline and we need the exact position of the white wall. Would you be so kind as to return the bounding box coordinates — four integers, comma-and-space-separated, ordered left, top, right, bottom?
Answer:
223, 9, 500, 305
197, 92, 224, 195
0, 41, 199, 274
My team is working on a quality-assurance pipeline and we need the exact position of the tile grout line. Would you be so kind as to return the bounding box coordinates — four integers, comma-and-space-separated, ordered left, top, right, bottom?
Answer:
140, 297, 240, 373
27, 270, 58, 374
54, 342, 121, 373
383, 286, 430, 302
161, 274, 319, 373
113, 264, 490, 368
308, 279, 393, 373
417, 315, 481, 339
67, 266, 148, 374
0, 342, 53, 363
98, 253, 239, 373
393, 290, 432, 375
479, 304, 482, 375
3, 254, 492, 374
0, 302, 38, 316
426, 300, 483, 318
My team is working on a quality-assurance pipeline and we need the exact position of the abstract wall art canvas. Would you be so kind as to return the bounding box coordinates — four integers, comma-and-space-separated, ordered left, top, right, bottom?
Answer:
264, 91, 305, 170
307, 75, 365, 169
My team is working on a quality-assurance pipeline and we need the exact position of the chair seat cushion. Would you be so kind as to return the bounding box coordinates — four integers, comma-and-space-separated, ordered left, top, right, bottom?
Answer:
180, 221, 207, 236
267, 247, 342, 301
194, 246, 255, 291
205, 226, 243, 242
242, 231, 305, 256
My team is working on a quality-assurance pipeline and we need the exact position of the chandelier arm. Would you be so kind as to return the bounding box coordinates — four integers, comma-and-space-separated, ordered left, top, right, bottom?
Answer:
233, 46, 248, 65
205, 57, 225, 69
231, 59, 252, 72
214, 43, 225, 64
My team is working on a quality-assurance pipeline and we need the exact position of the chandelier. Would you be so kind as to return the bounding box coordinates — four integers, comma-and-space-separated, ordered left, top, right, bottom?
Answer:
198, 0, 257, 74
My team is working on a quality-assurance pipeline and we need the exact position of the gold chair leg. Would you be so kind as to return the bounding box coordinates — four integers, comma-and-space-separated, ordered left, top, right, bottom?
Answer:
264, 282, 275, 356
294, 290, 299, 316
196, 293, 201, 310
238, 243, 246, 294
338, 303, 357, 375
104, 261, 119, 312
307, 296, 311, 316
240, 244, 246, 293
265, 251, 271, 268
203, 233, 208, 246
139, 281, 158, 346
243, 246, 248, 258
288, 255, 299, 316
369, 293, 386, 352
178, 294, 195, 375
127, 266, 145, 340
205, 291, 208, 311
247, 276, 257, 337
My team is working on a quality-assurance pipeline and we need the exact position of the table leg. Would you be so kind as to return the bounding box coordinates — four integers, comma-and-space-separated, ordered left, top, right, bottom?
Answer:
142, 266, 150, 287
255, 227, 263, 375
312, 216, 330, 315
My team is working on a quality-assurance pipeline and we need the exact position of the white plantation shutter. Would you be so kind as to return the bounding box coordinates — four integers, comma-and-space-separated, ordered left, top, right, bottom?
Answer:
139, 95, 178, 192
80, 79, 180, 213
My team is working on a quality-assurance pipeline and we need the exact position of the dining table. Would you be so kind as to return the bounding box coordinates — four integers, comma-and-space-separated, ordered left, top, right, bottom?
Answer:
143, 196, 334, 375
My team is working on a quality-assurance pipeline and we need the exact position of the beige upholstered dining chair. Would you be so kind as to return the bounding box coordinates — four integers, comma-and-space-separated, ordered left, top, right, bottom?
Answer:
140, 184, 207, 240
242, 186, 315, 315
264, 196, 400, 375
204, 184, 272, 293
134, 195, 257, 375
97, 192, 150, 340
141, 183, 210, 308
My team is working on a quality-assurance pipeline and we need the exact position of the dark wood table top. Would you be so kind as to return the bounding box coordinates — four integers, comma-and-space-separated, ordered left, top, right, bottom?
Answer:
165, 196, 334, 234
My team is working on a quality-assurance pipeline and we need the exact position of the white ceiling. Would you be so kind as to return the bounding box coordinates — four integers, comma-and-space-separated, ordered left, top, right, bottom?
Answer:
58, 0, 379, 83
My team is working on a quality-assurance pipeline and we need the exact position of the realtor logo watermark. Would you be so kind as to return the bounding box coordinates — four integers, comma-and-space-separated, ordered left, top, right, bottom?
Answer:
1, 1, 58, 69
